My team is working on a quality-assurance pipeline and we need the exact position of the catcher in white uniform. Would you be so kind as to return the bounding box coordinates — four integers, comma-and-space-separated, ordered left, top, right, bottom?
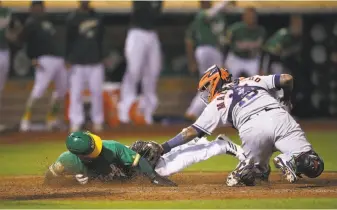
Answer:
158, 65, 324, 186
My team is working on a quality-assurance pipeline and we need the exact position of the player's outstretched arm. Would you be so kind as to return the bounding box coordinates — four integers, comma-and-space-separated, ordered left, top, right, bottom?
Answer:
137, 157, 177, 187
205, 0, 236, 19
161, 126, 200, 154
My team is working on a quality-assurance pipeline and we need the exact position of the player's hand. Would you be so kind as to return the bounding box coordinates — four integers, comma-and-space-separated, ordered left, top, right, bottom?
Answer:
75, 174, 89, 185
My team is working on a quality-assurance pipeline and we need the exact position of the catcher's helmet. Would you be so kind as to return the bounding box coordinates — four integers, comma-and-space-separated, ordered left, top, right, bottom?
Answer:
66, 131, 103, 158
198, 65, 232, 104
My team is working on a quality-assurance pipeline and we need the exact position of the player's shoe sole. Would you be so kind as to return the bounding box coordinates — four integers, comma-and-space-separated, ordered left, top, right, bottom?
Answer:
226, 158, 255, 186
273, 156, 298, 183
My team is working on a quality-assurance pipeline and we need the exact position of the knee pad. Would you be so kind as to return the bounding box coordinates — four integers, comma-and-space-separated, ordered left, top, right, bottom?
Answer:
295, 151, 324, 178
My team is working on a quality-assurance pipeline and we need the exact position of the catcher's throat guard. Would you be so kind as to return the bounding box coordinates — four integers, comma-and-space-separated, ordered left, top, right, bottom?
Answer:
198, 65, 232, 104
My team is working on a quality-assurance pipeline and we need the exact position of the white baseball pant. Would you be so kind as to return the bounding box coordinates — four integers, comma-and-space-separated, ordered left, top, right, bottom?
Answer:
186, 46, 224, 118
30, 56, 67, 100
0, 50, 9, 107
155, 135, 239, 177
238, 108, 312, 172
118, 28, 162, 124
225, 52, 260, 79
69, 64, 104, 128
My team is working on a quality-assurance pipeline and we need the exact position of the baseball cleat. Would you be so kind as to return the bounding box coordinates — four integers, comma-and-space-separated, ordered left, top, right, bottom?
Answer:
226, 158, 255, 186
216, 134, 246, 161
19, 120, 30, 132
273, 155, 298, 183
46, 119, 60, 131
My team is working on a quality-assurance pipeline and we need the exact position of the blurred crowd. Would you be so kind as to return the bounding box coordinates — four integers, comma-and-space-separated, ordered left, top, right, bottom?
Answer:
0, 0, 315, 132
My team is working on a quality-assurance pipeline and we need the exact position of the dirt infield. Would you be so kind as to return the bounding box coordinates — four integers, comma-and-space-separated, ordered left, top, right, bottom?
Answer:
0, 120, 336, 202
0, 172, 337, 201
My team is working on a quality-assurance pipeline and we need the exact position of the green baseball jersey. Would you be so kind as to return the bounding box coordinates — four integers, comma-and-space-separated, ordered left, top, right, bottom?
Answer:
65, 10, 104, 64
226, 22, 266, 59
49, 140, 139, 180
21, 15, 62, 59
186, 10, 226, 48
0, 7, 11, 50
263, 28, 301, 58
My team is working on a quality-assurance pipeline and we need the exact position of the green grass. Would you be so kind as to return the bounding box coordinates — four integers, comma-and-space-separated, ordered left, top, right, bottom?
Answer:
0, 131, 336, 209
1, 132, 337, 176
1, 198, 337, 209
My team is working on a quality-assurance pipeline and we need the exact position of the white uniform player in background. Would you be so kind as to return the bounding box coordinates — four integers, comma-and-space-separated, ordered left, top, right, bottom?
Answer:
160, 65, 324, 186
17, 1, 68, 131
118, 1, 163, 125
0, 5, 11, 110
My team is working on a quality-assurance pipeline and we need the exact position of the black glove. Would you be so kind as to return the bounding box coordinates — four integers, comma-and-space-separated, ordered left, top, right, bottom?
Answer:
130, 140, 163, 167
240, 167, 256, 186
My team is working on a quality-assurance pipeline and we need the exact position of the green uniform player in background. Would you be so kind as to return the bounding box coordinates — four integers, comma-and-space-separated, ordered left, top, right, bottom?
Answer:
16, 1, 68, 132
261, 15, 303, 74
185, 0, 236, 121
45, 131, 177, 187
224, 7, 266, 79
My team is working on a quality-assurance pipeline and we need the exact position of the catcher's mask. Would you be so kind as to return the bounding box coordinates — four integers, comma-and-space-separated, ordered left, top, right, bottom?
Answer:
66, 131, 103, 159
198, 65, 232, 104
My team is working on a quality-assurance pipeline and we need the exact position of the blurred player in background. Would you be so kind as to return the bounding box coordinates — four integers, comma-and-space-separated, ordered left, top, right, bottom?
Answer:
18, 1, 67, 131
118, 1, 163, 125
66, 1, 104, 132
261, 15, 303, 74
184, 0, 236, 121
0, 1, 12, 110
224, 7, 266, 79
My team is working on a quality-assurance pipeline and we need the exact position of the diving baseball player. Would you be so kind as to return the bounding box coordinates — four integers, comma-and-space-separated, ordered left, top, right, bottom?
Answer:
159, 65, 324, 186
66, 1, 105, 132
17, 1, 67, 131
45, 131, 245, 186
185, 0, 235, 121
224, 7, 266, 79
118, 0, 163, 125
45, 131, 177, 187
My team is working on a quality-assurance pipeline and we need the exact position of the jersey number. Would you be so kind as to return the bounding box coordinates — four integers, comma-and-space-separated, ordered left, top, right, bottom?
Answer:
249, 77, 261, 82
238, 90, 258, 107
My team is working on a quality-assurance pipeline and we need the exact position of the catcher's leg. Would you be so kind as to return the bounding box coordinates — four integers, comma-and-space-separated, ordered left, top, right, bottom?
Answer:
155, 135, 244, 177
273, 110, 323, 183
227, 116, 274, 187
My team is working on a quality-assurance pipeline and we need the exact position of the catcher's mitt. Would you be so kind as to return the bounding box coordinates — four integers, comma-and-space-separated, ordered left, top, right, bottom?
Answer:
130, 140, 163, 168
